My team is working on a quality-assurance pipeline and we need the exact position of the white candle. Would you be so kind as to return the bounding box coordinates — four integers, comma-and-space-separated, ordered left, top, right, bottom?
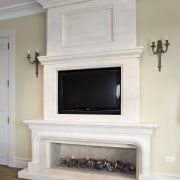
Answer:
152, 37, 155, 43
37, 48, 40, 53
166, 35, 169, 40
27, 49, 30, 54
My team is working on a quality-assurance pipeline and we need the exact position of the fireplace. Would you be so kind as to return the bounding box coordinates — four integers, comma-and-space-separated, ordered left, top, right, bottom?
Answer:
18, 0, 157, 180
19, 121, 156, 180
53, 144, 136, 176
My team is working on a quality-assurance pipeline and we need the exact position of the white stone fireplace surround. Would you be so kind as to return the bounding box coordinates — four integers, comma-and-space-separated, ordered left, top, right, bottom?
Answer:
19, 120, 157, 180
19, 0, 157, 180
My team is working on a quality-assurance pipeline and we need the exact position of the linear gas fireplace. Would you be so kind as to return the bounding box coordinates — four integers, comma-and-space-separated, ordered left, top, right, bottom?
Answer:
18, 0, 157, 180
53, 144, 136, 176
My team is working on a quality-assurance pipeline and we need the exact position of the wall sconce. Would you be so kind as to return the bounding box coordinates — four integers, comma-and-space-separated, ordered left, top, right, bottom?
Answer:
27, 49, 40, 78
150, 39, 170, 71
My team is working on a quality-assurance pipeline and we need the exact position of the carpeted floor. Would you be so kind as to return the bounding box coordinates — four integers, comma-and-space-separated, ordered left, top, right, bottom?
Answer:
0, 165, 25, 180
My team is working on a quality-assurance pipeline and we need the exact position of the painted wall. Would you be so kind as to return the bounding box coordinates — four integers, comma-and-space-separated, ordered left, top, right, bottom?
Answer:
137, 0, 180, 175
0, 0, 179, 176
0, 13, 46, 159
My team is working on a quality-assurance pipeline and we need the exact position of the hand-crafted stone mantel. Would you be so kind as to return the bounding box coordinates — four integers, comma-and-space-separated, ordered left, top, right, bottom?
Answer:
18, 120, 157, 180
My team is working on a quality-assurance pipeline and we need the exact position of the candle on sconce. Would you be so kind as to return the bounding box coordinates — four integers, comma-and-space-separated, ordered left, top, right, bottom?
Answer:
26, 49, 40, 77
150, 36, 170, 72
166, 35, 169, 40
151, 37, 155, 43
37, 48, 40, 53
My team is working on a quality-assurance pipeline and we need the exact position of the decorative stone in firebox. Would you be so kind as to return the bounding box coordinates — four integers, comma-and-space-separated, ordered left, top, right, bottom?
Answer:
52, 144, 136, 176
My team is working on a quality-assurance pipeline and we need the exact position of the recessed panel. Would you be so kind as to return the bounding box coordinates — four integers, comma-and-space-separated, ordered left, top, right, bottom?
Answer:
62, 7, 113, 47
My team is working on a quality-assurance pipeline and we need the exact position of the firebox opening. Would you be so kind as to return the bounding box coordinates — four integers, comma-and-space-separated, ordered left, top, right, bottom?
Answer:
50, 143, 137, 178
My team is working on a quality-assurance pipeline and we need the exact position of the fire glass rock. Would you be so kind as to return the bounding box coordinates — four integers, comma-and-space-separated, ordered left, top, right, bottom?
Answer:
58, 157, 136, 175
95, 161, 103, 170
106, 162, 113, 172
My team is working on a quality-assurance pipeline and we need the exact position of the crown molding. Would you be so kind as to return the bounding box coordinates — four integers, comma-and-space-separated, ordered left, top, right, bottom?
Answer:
0, 1, 45, 21
37, 0, 91, 9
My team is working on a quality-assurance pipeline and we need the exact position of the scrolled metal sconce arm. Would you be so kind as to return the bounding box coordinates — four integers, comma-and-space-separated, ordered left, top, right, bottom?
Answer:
150, 40, 170, 71
27, 49, 40, 78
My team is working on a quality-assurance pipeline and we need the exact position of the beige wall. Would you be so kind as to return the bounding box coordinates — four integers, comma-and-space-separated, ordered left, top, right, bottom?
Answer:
0, 13, 46, 158
0, 0, 180, 175
137, 0, 180, 174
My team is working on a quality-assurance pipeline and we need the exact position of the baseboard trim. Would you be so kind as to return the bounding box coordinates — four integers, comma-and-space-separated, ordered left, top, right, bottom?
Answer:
152, 173, 180, 180
9, 157, 29, 169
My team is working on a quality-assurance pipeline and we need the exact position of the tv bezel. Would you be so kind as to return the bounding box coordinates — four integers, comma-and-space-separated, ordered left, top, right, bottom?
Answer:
58, 67, 121, 115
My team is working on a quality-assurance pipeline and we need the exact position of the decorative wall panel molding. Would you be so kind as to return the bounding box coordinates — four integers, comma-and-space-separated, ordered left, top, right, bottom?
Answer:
62, 6, 113, 48
44, 0, 136, 55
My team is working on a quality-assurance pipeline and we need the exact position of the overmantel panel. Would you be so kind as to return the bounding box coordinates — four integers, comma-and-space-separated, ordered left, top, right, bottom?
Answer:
46, 0, 136, 56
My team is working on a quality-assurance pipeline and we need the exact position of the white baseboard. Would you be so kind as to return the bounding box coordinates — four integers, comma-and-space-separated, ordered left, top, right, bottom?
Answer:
9, 157, 29, 169
152, 173, 180, 180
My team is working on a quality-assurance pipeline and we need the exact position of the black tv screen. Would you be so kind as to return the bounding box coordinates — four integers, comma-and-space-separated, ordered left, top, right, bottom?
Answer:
58, 67, 121, 115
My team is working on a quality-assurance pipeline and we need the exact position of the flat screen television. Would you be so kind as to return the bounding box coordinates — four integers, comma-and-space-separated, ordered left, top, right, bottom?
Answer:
58, 67, 121, 115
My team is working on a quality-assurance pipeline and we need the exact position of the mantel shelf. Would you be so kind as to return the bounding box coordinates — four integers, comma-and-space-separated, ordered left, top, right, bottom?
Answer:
38, 48, 143, 65
24, 120, 157, 135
